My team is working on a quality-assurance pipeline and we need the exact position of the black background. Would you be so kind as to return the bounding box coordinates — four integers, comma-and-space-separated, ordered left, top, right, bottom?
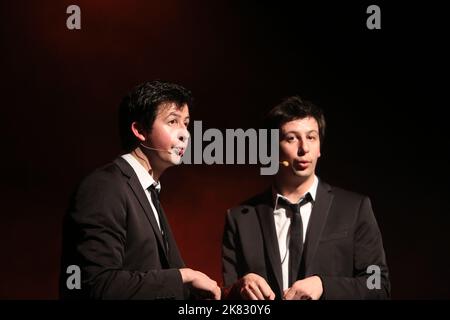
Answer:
1, 0, 448, 299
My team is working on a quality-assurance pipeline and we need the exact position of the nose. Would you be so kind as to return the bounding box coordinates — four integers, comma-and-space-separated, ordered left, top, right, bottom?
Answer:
178, 127, 190, 143
297, 138, 309, 156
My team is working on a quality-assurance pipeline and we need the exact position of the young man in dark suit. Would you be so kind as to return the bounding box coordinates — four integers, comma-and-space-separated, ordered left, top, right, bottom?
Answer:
222, 96, 390, 300
60, 80, 220, 299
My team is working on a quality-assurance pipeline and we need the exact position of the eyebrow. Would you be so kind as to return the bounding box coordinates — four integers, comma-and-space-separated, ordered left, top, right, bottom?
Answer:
165, 112, 190, 120
283, 130, 319, 135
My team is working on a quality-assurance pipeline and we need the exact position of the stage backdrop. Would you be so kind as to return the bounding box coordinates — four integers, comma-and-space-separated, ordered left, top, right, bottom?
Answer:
1, 0, 448, 299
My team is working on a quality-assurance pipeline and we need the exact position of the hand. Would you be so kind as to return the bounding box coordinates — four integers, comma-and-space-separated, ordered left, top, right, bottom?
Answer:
231, 273, 276, 300
283, 276, 323, 300
180, 268, 221, 300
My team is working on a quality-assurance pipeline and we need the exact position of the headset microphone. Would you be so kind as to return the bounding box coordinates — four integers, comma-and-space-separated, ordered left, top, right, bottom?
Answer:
280, 161, 290, 167
140, 143, 173, 154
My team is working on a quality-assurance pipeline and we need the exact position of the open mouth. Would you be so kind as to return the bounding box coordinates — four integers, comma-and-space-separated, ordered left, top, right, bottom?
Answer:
172, 147, 185, 156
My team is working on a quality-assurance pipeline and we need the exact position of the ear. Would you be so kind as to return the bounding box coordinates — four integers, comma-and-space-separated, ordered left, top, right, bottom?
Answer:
131, 121, 147, 142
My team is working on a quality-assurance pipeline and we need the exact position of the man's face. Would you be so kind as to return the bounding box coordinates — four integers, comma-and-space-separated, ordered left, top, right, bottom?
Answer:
279, 116, 321, 180
145, 102, 190, 167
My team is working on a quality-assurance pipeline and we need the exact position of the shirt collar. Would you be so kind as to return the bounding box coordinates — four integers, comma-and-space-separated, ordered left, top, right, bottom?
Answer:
273, 175, 319, 212
121, 153, 161, 192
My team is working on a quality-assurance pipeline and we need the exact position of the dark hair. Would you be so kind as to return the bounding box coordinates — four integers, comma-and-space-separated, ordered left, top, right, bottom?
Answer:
263, 96, 326, 142
118, 80, 193, 152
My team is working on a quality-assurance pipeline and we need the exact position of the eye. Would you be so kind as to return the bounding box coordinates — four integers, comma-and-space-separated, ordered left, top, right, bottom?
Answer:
168, 119, 178, 125
285, 135, 296, 142
307, 135, 317, 141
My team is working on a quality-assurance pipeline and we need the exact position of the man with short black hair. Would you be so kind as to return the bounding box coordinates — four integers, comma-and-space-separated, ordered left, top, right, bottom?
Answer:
60, 80, 220, 300
222, 96, 390, 300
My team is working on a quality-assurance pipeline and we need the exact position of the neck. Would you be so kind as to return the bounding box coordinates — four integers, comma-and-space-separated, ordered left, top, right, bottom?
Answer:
131, 147, 163, 181
274, 174, 315, 203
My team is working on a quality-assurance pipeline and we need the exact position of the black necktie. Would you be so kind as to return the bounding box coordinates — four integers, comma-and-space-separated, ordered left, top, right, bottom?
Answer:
148, 184, 169, 254
279, 192, 313, 286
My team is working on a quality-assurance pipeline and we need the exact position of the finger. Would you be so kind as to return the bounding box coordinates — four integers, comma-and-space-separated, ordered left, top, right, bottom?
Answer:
269, 291, 276, 300
241, 287, 258, 300
249, 283, 265, 300
258, 281, 275, 300
201, 279, 219, 299
213, 286, 221, 300
283, 288, 295, 300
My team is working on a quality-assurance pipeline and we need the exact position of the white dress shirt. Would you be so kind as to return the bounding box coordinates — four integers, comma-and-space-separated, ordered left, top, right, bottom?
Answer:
121, 153, 162, 230
273, 175, 319, 291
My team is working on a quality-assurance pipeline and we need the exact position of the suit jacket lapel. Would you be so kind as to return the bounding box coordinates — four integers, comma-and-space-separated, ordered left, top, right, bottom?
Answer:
303, 180, 333, 276
114, 158, 169, 263
256, 189, 283, 294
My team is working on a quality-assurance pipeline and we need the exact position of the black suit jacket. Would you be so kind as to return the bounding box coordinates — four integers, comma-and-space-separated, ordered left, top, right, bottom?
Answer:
222, 180, 390, 299
60, 157, 187, 299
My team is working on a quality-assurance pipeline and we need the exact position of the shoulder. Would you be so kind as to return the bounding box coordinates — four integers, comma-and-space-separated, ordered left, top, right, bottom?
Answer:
66, 159, 133, 222
316, 177, 367, 201
82, 161, 124, 185
75, 159, 131, 199
227, 189, 272, 219
321, 180, 374, 215
328, 183, 369, 203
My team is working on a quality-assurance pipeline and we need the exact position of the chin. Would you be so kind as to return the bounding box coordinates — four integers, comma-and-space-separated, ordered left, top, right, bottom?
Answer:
170, 156, 183, 166
293, 170, 312, 178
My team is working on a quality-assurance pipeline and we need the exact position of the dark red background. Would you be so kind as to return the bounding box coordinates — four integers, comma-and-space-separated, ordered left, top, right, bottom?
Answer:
1, 1, 448, 299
